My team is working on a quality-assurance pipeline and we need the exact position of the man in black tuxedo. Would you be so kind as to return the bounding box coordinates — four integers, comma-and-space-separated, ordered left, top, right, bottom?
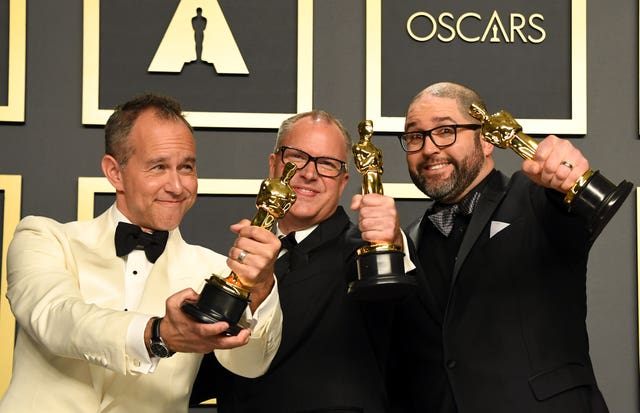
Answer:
389, 81, 618, 412
190, 110, 414, 412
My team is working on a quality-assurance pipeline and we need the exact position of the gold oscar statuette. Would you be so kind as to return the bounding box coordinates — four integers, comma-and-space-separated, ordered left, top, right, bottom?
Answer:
469, 103, 633, 239
348, 120, 416, 300
182, 162, 298, 334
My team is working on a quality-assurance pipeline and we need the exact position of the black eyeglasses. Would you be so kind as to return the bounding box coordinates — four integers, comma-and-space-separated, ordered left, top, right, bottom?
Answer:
398, 124, 481, 152
276, 146, 347, 177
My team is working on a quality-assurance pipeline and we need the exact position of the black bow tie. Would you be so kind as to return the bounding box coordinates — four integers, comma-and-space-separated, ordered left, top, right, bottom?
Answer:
279, 232, 298, 251
114, 222, 169, 263
428, 192, 481, 237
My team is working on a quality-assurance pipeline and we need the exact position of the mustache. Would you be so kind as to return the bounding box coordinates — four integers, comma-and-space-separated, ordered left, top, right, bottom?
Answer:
418, 155, 455, 168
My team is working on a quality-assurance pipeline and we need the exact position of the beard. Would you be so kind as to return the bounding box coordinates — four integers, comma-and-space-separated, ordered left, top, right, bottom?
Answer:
409, 137, 485, 203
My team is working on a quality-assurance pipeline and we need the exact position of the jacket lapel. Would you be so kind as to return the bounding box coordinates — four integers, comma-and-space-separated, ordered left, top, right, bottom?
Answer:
451, 171, 510, 284
74, 206, 127, 309
404, 208, 445, 324
277, 207, 353, 287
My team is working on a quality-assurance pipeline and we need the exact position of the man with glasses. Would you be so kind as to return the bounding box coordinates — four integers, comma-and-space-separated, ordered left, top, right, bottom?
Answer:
389, 82, 612, 412
190, 110, 414, 412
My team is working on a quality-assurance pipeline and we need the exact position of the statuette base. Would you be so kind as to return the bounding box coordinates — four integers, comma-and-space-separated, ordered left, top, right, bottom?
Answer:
348, 248, 416, 300
181, 275, 250, 336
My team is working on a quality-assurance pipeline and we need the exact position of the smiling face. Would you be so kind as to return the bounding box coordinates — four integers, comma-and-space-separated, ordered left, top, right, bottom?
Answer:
102, 109, 197, 232
269, 116, 349, 233
405, 94, 494, 203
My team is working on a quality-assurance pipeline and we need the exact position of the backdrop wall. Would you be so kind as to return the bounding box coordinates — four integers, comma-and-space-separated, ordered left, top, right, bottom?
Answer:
0, 1, 638, 411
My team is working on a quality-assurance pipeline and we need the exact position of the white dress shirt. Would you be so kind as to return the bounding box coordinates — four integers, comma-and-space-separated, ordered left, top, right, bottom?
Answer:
114, 207, 280, 375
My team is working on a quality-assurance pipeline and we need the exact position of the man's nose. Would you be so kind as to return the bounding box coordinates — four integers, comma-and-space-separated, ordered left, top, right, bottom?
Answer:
164, 170, 185, 193
421, 136, 441, 155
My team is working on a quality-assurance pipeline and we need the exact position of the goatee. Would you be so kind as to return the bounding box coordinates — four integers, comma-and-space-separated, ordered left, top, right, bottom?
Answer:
410, 139, 485, 203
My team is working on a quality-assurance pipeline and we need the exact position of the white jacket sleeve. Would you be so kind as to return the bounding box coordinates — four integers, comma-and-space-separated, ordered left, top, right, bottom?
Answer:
7, 216, 143, 375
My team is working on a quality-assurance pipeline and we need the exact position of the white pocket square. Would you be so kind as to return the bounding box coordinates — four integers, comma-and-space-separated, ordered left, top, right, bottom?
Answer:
490, 221, 510, 238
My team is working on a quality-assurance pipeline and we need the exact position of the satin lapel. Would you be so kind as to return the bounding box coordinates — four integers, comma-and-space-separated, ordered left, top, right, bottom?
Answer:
73, 207, 127, 309
452, 172, 510, 284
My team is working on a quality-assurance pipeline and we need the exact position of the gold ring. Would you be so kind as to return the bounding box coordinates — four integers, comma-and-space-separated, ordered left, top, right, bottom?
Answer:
560, 160, 573, 170
237, 250, 248, 263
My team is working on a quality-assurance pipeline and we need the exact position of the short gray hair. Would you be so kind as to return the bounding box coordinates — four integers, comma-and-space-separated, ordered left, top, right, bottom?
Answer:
274, 110, 352, 163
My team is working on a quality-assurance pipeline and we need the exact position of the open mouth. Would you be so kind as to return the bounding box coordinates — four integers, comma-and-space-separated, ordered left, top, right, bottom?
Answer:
423, 161, 451, 172
293, 186, 318, 196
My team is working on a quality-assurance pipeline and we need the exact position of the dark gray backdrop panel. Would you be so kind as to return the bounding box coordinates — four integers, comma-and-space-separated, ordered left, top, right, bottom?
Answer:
381, 0, 571, 119
100, 0, 297, 113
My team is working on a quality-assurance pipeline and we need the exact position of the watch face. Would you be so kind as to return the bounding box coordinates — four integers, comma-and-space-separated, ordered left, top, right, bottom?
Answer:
150, 341, 171, 358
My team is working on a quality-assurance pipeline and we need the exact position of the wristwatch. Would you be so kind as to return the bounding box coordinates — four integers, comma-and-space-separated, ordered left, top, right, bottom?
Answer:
149, 317, 175, 358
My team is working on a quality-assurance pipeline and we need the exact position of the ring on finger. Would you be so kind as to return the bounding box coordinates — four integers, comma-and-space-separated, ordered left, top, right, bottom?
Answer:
237, 250, 248, 263
560, 160, 573, 170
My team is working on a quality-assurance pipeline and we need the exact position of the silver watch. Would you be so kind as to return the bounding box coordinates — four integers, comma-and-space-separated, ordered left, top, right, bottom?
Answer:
149, 317, 174, 358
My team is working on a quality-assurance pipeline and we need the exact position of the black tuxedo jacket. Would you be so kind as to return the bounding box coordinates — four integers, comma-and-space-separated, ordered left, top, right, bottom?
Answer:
390, 170, 609, 413
191, 207, 394, 413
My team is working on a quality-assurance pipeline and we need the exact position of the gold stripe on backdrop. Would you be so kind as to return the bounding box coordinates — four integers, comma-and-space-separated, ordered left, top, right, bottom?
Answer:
0, 175, 22, 398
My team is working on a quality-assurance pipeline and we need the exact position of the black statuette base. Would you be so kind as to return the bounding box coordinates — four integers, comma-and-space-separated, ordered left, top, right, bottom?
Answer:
181, 278, 250, 336
569, 170, 633, 240
348, 249, 416, 300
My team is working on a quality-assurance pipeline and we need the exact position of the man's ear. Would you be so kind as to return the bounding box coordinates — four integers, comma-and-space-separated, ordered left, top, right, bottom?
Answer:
481, 139, 495, 157
101, 155, 124, 191
268, 153, 277, 178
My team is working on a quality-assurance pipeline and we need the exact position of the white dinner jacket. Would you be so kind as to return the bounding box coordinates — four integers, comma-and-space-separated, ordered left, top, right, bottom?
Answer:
0, 205, 281, 413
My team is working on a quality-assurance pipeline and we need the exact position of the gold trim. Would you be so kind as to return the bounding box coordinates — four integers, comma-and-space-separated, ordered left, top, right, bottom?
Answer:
77, 177, 116, 221
82, 0, 313, 128
366, 0, 587, 134
564, 168, 595, 205
77, 177, 263, 220
0, 0, 26, 121
637, 187, 640, 372
0, 175, 22, 398
357, 243, 403, 255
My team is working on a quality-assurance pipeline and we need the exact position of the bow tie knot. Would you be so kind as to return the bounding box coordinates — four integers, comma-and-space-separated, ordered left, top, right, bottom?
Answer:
279, 232, 298, 251
428, 192, 481, 237
114, 222, 169, 263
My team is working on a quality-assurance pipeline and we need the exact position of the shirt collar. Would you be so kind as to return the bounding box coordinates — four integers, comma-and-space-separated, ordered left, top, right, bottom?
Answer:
275, 224, 318, 244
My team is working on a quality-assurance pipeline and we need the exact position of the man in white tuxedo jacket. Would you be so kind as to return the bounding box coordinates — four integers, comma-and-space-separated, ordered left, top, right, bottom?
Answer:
0, 94, 283, 413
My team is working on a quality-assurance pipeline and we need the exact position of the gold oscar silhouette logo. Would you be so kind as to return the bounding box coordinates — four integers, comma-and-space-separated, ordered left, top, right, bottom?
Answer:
148, 0, 249, 74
